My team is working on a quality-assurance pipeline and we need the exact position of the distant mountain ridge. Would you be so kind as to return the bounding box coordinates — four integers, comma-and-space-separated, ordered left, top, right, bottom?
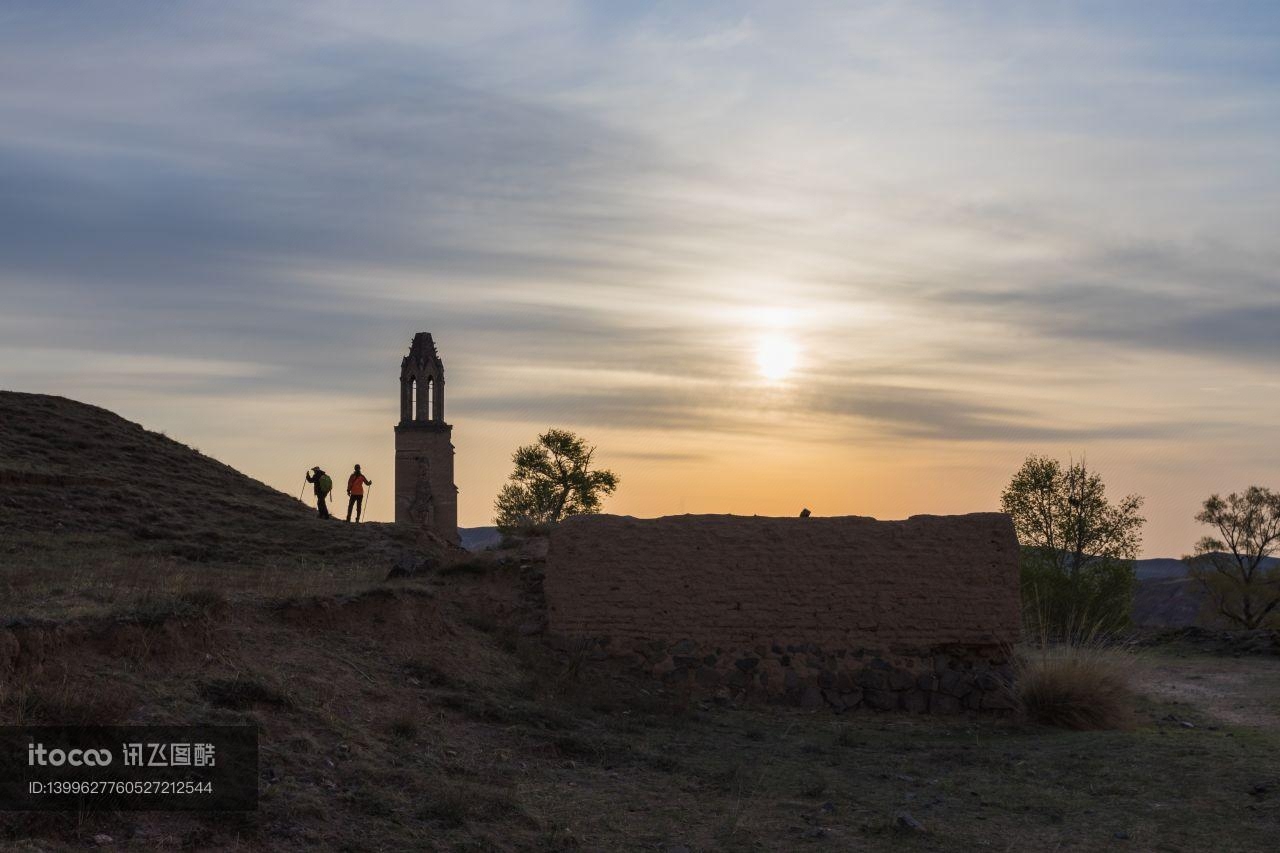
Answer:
460, 526, 503, 551
1135, 558, 1194, 581
1135, 556, 1278, 581
1133, 556, 1277, 627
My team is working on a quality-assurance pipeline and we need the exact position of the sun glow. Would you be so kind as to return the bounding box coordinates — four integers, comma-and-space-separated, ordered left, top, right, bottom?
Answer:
756, 335, 799, 381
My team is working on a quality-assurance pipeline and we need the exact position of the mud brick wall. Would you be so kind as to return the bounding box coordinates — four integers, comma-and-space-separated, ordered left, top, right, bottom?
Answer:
546, 513, 1020, 649
544, 513, 1022, 713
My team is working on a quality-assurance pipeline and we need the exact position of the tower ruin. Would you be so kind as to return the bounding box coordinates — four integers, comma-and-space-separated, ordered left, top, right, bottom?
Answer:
395, 332, 459, 544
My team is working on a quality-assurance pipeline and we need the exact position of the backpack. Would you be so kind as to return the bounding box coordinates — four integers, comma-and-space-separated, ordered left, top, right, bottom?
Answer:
317, 474, 333, 496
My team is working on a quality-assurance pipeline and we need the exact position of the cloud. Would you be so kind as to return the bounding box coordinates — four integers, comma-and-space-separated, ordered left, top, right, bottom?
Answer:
0, 0, 1276, 542
607, 450, 709, 463
461, 373, 1210, 445
934, 272, 1280, 366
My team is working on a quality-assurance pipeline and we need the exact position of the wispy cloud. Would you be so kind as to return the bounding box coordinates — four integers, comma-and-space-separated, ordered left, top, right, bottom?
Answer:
1, 1, 1277, 552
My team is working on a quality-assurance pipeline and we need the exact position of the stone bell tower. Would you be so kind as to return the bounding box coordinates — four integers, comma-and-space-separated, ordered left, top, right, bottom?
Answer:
395, 332, 459, 544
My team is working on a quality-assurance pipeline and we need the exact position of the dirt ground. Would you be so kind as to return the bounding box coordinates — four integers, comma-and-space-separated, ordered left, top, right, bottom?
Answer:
3, 566, 1279, 852
1137, 647, 1280, 730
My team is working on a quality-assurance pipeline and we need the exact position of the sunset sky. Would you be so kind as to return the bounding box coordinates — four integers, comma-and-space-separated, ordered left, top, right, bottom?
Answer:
3, 2, 1278, 557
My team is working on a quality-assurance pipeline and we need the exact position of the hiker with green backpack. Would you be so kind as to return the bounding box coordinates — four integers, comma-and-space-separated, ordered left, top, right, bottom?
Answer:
305, 466, 334, 519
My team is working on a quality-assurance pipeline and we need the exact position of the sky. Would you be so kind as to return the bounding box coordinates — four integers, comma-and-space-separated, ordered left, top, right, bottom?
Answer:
2, 1, 1278, 557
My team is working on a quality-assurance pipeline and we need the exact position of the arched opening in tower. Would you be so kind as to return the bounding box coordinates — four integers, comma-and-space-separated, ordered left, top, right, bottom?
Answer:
427, 377, 435, 421
410, 377, 418, 420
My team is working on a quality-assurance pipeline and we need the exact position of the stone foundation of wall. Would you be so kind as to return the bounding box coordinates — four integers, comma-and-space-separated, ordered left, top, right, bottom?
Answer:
551, 634, 1016, 713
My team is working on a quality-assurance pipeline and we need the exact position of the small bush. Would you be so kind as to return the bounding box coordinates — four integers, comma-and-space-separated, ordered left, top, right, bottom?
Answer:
200, 677, 294, 710
389, 716, 419, 741
1016, 643, 1137, 730
1021, 553, 1137, 640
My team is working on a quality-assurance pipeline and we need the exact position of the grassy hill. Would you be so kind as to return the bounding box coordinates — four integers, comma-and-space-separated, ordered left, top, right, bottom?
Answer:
0, 391, 438, 619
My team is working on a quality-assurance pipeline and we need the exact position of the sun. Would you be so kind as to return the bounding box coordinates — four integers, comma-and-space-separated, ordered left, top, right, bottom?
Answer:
756, 335, 799, 381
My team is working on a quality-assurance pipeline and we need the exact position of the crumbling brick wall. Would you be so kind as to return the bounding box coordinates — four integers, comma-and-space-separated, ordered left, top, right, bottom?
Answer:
545, 513, 1021, 713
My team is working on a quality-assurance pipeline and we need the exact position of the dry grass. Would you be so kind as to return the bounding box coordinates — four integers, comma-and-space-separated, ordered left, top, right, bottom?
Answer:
0, 678, 139, 726
0, 391, 443, 620
1016, 642, 1140, 730
0, 536, 399, 620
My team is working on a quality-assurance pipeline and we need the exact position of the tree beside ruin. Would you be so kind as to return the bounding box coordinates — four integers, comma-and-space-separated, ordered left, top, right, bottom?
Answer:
1000, 455, 1145, 636
1184, 487, 1280, 630
494, 428, 619, 534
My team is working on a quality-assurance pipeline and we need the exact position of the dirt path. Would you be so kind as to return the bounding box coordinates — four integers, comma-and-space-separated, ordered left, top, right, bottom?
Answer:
1137, 651, 1280, 730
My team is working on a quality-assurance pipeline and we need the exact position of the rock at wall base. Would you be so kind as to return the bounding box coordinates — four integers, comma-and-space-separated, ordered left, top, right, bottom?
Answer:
864, 689, 898, 711
800, 686, 825, 710
902, 689, 929, 714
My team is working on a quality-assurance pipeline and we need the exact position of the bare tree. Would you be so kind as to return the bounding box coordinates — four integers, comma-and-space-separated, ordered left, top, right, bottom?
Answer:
1185, 487, 1280, 629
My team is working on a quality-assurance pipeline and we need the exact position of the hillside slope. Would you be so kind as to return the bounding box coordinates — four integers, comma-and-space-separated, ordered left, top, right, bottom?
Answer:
0, 392, 439, 614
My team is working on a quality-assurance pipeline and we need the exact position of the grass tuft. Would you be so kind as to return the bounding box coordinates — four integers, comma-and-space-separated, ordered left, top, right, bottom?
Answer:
1016, 642, 1138, 730
389, 715, 419, 741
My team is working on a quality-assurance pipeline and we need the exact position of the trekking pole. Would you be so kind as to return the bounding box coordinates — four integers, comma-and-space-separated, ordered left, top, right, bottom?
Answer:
298, 477, 307, 502
362, 483, 372, 523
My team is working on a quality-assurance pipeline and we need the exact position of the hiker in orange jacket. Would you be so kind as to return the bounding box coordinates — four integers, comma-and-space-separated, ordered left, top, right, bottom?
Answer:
346, 464, 372, 522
